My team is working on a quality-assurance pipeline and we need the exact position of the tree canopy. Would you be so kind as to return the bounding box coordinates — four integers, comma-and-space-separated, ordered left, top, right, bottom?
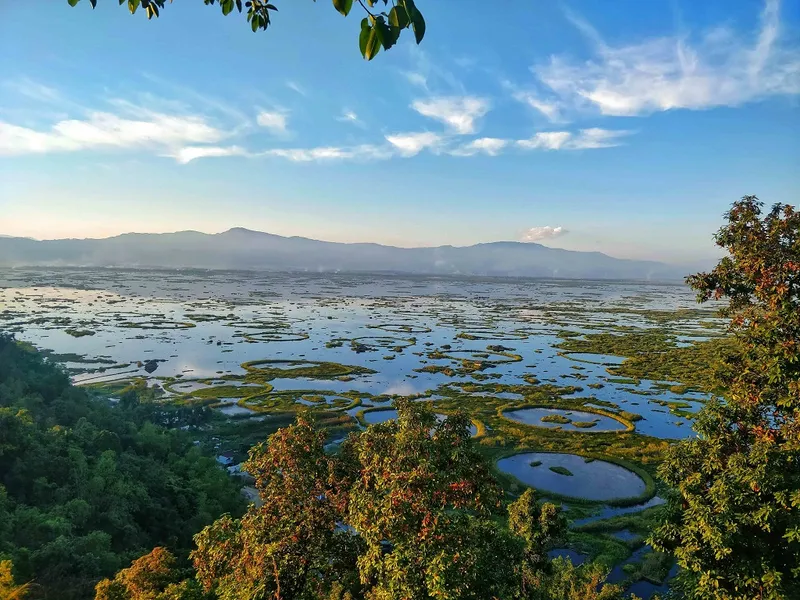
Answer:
66, 0, 426, 60
651, 196, 800, 600
0, 336, 245, 600
94, 401, 632, 600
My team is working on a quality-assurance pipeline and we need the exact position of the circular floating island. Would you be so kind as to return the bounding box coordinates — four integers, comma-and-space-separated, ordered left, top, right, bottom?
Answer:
496, 452, 647, 502
503, 407, 631, 432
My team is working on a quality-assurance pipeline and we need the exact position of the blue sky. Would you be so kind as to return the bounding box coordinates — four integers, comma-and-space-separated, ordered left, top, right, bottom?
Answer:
0, 0, 798, 263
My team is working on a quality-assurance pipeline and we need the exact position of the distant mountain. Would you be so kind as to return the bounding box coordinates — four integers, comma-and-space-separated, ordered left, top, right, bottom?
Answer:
0, 229, 688, 281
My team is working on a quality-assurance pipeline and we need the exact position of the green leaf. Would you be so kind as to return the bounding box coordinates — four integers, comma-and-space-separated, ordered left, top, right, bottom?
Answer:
332, 0, 353, 17
128, 0, 140, 14
359, 17, 370, 58
68, 0, 81, 6
379, 20, 399, 50
221, 0, 234, 15
388, 5, 408, 29
411, 7, 425, 44
251, 13, 259, 31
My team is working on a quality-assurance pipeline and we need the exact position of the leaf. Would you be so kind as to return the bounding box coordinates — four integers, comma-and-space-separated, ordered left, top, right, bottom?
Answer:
359, 17, 370, 58
411, 7, 425, 44
380, 21, 399, 50
68, 0, 81, 6
332, 0, 353, 17
388, 5, 408, 29
221, 0, 234, 16
127, 0, 140, 14
364, 17, 384, 60
251, 13, 260, 32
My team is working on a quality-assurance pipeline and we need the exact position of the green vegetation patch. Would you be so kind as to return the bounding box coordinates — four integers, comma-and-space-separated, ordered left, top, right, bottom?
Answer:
548, 465, 574, 476
242, 359, 376, 380
541, 414, 571, 424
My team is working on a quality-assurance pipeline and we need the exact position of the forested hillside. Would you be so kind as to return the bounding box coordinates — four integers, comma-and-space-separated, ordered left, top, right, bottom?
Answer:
0, 336, 245, 599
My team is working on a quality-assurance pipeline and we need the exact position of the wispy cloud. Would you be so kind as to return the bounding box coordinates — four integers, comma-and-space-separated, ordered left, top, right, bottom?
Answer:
513, 91, 562, 122
517, 128, 631, 150
171, 145, 246, 164
260, 144, 390, 162
0, 110, 226, 156
403, 71, 429, 90
520, 226, 568, 242
256, 110, 289, 133
526, 0, 799, 117
449, 137, 508, 157
385, 131, 443, 156
336, 109, 363, 126
4, 78, 62, 103
285, 81, 306, 96
412, 96, 490, 134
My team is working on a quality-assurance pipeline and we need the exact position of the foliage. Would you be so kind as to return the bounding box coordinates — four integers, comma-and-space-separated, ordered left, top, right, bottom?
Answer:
0, 560, 31, 600
191, 413, 358, 599
94, 547, 211, 600
0, 335, 244, 600
651, 196, 800, 600
98, 400, 647, 599
66, 0, 425, 60
532, 558, 628, 600
346, 401, 518, 599
507, 489, 566, 594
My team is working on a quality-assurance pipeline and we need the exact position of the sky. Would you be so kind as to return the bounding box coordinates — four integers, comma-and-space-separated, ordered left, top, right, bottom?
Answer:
0, 0, 798, 264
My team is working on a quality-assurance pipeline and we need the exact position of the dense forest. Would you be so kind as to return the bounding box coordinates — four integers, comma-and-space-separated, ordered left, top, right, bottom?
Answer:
0, 335, 245, 599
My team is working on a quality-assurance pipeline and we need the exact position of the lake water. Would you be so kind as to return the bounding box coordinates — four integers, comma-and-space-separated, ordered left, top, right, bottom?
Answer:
503, 407, 629, 432
495, 452, 647, 501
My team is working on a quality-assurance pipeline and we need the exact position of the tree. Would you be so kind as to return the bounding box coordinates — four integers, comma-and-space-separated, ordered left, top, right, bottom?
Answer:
345, 401, 521, 599
66, 0, 425, 61
191, 414, 359, 599
94, 548, 211, 600
507, 489, 566, 594
0, 335, 244, 600
651, 196, 800, 600
0, 561, 32, 600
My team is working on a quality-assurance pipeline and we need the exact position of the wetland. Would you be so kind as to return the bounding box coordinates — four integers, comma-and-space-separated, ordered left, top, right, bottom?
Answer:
0, 266, 726, 598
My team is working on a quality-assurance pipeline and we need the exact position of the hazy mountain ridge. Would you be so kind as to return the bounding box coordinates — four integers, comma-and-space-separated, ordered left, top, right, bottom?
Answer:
0, 228, 687, 281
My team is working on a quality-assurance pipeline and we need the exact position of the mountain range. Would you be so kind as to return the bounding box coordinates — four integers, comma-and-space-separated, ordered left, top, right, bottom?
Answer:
0, 228, 691, 281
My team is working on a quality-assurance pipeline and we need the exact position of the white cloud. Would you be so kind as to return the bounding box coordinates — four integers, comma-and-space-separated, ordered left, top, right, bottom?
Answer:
411, 96, 490, 134
520, 226, 568, 242
513, 91, 562, 122
0, 110, 225, 156
385, 131, 443, 156
403, 71, 429, 89
336, 110, 362, 126
516, 129, 631, 150
569, 128, 632, 149
256, 110, 289, 133
285, 81, 306, 96
516, 131, 572, 150
449, 137, 508, 157
260, 144, 390, 162
529, 0, 799, 117
4, 78, 62, 103
171, 145, 246, 164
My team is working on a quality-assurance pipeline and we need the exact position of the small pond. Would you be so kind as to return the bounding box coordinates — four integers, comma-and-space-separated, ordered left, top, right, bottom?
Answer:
217, 404, 258, 416
496, 452, 646, 501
